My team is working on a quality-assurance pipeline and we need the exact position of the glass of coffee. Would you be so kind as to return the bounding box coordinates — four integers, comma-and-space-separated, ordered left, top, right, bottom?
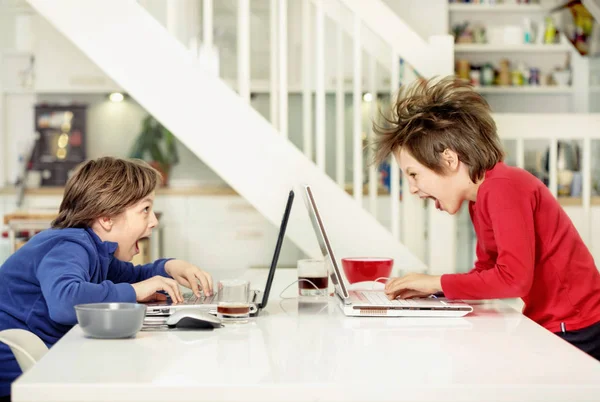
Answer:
216, 279, 251, 324
297, 259, 329, 297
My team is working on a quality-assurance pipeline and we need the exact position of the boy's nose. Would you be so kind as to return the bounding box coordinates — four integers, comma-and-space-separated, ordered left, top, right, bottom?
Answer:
149, 212, 158, 228
410, 185, 419, 194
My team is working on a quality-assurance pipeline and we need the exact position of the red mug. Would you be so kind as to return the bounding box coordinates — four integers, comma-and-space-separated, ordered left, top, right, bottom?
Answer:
341, 257, 393, 284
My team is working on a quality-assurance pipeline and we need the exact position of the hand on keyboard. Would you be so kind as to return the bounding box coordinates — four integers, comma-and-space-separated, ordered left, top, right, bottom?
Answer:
384, 273, 442, 300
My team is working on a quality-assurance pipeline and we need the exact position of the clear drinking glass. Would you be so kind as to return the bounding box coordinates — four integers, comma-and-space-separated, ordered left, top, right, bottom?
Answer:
216, 279, 251, 324
297, 259, 329, 297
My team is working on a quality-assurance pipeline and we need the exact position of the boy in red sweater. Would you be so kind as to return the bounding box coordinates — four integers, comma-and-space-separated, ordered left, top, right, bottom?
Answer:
374, 76, 600, 361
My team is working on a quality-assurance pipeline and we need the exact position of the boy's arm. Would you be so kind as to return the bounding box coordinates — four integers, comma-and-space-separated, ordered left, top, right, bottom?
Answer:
471, 238, 495, 273
441, 179, 536, 299
107, 257, 174, 284
37, 241, 136, 326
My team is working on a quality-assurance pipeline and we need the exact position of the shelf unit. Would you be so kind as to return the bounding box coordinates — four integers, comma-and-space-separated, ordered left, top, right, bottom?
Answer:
449, 3, 547, 12
449, 0, 578, 112
454, 43, 571, 52
473, 85, 573, 94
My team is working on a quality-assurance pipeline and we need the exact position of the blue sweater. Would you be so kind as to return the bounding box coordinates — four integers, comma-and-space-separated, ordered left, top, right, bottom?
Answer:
0, 227, 172, 396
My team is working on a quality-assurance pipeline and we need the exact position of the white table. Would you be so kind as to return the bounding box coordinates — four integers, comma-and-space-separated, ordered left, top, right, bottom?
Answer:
12, 269, 600, 402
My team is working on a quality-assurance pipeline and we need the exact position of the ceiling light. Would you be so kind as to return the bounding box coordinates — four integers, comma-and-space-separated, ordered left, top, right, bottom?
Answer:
109, 92, 124, 102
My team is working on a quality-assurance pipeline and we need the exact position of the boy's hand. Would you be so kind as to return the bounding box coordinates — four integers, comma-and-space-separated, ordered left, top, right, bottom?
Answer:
384, 273, 442, 300
165, 260, 213, 297
132, 276, 183, 303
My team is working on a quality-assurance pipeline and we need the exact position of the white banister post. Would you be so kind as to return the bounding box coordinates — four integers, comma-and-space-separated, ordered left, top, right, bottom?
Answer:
549, 138, 558, 197
583, 136, 592, 246
352, 15, 362, 204
202, 0, 213, 47
516, 138, 525, 169
237, 0, 250, 103
315, 0, 326, 172
368, 54, 377, 217
390, 53, 401, 241
400, 59, 425, 263
198, 0, 218, 76
278, 0, 288, 138
426, 35, 456, 275
571, 51, 589, 113
270, 0, 279, 129
335, 22, 345, 187
302, 0, 313, 160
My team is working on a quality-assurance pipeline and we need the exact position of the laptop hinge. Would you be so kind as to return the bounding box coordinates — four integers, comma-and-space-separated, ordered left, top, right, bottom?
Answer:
336, 291, 350, 305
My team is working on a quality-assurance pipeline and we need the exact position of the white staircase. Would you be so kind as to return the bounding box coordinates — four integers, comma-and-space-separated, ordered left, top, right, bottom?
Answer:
25, 0, 457, 275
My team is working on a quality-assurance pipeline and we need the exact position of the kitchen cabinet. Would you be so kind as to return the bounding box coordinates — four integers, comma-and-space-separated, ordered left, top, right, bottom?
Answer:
0, 191, 305, 272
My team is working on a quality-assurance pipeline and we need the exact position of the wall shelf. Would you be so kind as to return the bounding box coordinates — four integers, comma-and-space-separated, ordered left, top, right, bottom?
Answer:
558, 196, 600, 207
455, 43, 571, 52
449, 3, 547, 12
474, 85, 574, 94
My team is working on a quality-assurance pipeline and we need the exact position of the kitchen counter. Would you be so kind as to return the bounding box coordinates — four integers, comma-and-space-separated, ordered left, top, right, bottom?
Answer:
1, 186, 599, 204
0, 185, 239, 197
12, 269, 600, 402
0, 183, 393, 197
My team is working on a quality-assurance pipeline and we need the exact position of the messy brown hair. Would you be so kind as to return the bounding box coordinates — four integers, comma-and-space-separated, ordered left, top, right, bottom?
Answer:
373, 76, 504, 182
52, 157, 161, 229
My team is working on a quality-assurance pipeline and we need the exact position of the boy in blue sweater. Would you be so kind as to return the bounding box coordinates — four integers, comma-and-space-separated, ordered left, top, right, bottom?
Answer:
0, 157, 213, 400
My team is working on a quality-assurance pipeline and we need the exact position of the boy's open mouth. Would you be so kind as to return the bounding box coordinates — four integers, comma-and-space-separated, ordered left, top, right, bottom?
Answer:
423, 195, 441, 210
135, 236, 150, 254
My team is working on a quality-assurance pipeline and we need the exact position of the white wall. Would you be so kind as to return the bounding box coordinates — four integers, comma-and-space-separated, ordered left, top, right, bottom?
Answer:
36, 94, 223, 184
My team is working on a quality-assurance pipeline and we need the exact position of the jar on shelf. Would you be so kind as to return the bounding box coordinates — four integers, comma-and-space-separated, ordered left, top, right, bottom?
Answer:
498, 59, 511, 86
481, 64, 495, 86
470, 66, 481, 86
457, 59, 470, 81
529, 68, 540, 86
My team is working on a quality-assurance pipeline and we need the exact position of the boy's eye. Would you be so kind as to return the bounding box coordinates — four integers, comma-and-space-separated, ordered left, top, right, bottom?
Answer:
409, 173, 416, 178
143, 206, 150, 213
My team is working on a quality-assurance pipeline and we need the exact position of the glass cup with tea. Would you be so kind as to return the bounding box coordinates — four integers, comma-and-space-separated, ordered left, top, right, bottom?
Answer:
297, 259, 329, 297
216, 279, 251, 324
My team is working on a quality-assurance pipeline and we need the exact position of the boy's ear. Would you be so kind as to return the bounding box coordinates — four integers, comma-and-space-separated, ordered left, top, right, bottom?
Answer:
441, 148, 459, 170
96, 216, 113, 232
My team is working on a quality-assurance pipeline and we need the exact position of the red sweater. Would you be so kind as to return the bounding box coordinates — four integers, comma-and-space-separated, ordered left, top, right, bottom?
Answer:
441, 162, 600, 333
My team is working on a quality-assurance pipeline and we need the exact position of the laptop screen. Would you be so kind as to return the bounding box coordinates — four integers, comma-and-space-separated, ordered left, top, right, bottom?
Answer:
302, 185, 349, 299
259, 190, 294, 308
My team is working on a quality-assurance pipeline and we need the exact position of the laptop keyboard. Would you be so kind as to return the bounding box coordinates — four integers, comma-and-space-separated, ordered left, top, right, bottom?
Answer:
184, 293, 215, 304
353, 291, 444, 306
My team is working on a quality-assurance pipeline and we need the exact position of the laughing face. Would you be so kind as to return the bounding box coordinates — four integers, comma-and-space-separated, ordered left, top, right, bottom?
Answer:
395, 148, 469, 215
101, 192, 158, 261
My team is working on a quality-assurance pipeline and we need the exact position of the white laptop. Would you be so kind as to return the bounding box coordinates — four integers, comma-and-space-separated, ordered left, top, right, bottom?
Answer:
143, 190, 294, 318
302, 184, 473, 318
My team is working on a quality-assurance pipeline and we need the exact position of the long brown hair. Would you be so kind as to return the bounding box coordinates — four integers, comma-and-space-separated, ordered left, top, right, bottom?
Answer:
52, 157, 161, 229
372, 76, 504, 182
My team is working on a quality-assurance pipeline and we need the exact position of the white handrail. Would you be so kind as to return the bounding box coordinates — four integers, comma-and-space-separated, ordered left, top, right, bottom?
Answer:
337, 0, 438, 77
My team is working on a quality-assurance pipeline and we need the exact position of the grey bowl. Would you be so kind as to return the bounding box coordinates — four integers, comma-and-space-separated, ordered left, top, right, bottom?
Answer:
74, 303, 146, 339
